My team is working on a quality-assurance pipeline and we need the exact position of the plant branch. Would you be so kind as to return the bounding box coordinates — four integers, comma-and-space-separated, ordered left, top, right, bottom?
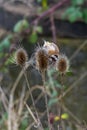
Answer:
41, 71, 51, 130
24, 102, 37, 124
23, 70, 44, 130
58, 71, 87, 100
50, 14, 57, 43
32, 0, 69, 25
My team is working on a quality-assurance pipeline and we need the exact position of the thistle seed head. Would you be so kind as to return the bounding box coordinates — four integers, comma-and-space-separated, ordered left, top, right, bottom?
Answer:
35, 47, 48, 72
15, 47, 28, 66
56, 54, 69, 74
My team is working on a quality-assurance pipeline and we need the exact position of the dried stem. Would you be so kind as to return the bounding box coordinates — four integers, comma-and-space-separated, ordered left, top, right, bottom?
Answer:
58, 71, 87, 101
58, 74, 65, 130
62, 103, 81, 125
41, 71, 51, 130
23, 69, 44, 130
11, 60, 33, 94
32, 0, 69, 25
8, 94, 13, 130
50, 14, 57, 43
25, 102, 37, 124
0, 86, 8, 112
18, 84, 25, 117
70, 40, 87, 61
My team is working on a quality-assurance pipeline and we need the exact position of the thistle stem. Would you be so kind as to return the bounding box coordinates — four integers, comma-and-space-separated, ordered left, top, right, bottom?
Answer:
58, 74, 64, 130
23, 69, 44, 130
41, 71, 51, 130
25, 102, 37, 123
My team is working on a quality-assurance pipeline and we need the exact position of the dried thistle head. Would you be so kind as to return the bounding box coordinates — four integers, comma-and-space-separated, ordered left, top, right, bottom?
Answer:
56, 54, 69, 74
35, 47, 48, 72
15, 47, 28, 67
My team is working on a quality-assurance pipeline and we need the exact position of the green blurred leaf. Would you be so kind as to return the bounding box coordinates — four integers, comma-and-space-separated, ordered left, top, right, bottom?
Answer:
48, 98, 58, 106
72, 0, 84, 6
37, 0, 42, 3
0, 52, 4, 58
0, 44, 4, 52
0, 66, 8, 73
63, 7, 76, 18
35, 26, 43, 33
63, 0, 86, 22
0, 35, 12, 51
53, 80, 61, 89
63, 7, 83, 22
66, 71, 73, 76
42, 0, 48, 8
44, 128, 49, 130
48, 68, 56, 75
6, 52, 15, 66
3, 112, 8, 119
5, 59, 11, 66
29, 32, 38, 44
0, 112, 8, 125
82, 9, 87, 23
51, 91, 58, 97
20, 118, 28, 130
69, 10, 82, 22
13, 19, 29, 33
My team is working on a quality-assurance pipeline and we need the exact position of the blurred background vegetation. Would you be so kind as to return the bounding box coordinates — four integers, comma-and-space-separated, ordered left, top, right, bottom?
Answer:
0, 0, 87, 130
